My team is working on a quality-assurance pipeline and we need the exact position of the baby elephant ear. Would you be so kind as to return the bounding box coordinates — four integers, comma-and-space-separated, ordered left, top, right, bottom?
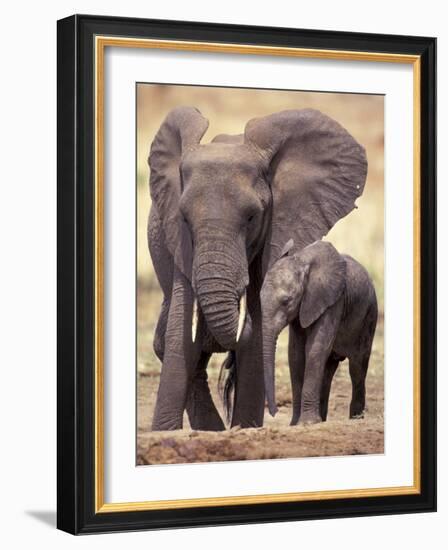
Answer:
299, 241, 346, 328
149, 107, 209, 276
244, 109, 367, 273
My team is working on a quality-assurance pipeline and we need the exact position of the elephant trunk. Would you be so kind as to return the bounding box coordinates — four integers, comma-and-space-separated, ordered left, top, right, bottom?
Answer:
193, 232, 248, 350
262, 325, 279, 417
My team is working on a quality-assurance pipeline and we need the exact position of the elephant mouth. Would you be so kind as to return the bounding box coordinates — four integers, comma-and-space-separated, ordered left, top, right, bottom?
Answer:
191, 291, 247, 348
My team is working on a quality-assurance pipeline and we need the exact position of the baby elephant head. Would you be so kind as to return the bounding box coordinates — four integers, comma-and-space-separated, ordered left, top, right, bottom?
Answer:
260, 240, 347, 416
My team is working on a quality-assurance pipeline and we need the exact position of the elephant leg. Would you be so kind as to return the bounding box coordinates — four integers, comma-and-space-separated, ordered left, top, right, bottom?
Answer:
349, 304, 376, 418
289, 321, 306, 426
231, 335, 264, 428
300, 307, 341, 424
186, 352, 225, 431
319, 354, 340, 422
151, 268, 200, 431
348, 352, 369, 419
153, 297, 169, 361
231, 279, 264, 428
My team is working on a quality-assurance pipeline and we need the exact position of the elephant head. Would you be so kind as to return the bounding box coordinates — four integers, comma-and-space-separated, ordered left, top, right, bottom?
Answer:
260, 240, 347, 416
149, 106, 366, 351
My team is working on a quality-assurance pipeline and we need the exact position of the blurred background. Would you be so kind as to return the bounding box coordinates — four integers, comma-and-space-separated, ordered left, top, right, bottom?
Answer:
136, 84, 384, 463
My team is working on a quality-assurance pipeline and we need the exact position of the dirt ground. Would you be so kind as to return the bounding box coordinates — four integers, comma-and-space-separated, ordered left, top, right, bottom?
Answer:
137, 289, 384, 465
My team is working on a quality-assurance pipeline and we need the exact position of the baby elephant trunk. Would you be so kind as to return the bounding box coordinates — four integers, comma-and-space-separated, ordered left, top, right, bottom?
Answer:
262, 324, 279, 417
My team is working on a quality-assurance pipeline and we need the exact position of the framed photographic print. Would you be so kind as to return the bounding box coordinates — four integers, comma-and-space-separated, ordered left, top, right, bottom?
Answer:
57, 14, 436, 534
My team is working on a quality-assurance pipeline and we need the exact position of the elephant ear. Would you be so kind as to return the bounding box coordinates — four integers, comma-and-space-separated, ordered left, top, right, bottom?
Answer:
298, 241, 346, 328
149, 107, 209, 277
244, 109, 367, 273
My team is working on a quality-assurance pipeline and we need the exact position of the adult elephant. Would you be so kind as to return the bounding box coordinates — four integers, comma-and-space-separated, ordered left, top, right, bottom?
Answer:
148, 106, 367, 431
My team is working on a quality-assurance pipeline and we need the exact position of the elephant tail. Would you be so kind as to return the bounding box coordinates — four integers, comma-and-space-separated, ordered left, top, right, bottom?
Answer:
218, 351, 236, 424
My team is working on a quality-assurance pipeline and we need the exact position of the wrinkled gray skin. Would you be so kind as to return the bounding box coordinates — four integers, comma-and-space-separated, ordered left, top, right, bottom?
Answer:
260, 240, 378, 425
148, 106, 367, 431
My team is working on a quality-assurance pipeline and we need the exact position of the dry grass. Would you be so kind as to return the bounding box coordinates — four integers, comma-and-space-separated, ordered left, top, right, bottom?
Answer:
136, 85, 384, 464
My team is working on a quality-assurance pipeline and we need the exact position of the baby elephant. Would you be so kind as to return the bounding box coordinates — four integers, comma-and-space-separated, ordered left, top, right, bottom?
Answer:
260, 240, 377, 425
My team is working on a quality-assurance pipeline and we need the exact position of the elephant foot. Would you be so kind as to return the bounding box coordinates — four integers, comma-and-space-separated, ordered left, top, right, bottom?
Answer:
186, 390, 226, 431
151, 414, 183, 431
231, 418, 263, 429
350, 402, 366, 419
189, 416, 225, 431
299, 412, 322, 425
151, 423, 183, 431
349, 410, 365, 420
290, 415, 300, 426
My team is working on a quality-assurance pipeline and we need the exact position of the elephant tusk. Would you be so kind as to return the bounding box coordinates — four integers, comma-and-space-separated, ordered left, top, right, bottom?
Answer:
192, 298, 199, 342
236, 292, 247, 343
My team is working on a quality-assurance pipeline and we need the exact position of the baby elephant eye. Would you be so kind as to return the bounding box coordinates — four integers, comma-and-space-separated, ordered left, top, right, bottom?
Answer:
280, 295, 292, 306
247, 214, 254, 223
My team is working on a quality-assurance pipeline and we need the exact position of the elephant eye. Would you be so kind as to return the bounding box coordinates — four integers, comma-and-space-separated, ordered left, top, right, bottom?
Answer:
248, 214, 254, 223
280, 295, 292, 306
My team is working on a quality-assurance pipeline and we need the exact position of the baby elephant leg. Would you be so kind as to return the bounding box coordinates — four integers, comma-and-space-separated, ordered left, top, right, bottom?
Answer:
300, 351, 329, 424
319, 354, 341, 422
300, 310, 340, 424
348, 352, 369, 419
349, 303, 376, 419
